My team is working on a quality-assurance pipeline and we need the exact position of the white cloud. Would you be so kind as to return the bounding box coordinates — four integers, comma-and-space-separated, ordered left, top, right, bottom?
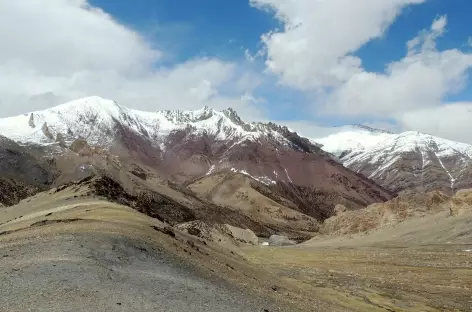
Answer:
328, 16, 472, 116
0, 0, 160, 76
0, 0, 260, 119
398, 102, 472, 144
431, 15, 448, 32
251, 0, 426, 89
279, 120, 341, 139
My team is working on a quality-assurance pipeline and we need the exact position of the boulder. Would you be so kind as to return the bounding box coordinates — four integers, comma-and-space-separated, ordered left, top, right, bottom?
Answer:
268, 235, 296, 246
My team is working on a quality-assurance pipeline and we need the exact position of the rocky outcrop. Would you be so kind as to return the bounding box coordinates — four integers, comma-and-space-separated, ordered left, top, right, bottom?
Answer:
321, 190, 454, 235
450, 189, 472, 216
28, 113, 35, 128
176, 220, 259, 246
56, 133, 66, 147
41, 122, 54, 140
0, 135, 52, 205
0, 177, 43, 206
70, 139, 94, 156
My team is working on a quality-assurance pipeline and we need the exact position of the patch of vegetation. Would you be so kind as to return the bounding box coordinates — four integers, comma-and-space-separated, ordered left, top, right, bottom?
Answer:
151, 225, 176, 238
30, 218, 84, 227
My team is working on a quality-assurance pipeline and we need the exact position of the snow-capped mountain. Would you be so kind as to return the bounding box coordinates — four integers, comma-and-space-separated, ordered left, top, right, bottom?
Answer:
0, 96, 392, 209
314, 126, 472, 194
315, 125, 393, 158
0, 96, 294, 149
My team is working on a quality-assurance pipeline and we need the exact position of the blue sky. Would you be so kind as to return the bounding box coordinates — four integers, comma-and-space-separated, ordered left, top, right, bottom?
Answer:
2, 1, 472, 142
89, 0, 279, 62
88, 0, 472, 126
356, 0, 472, 71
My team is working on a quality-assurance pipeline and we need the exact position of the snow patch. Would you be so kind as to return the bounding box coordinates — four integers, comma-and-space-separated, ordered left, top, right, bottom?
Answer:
230, 168, 276, 186
368, 156, 400, 179
284, 168, 293, 183
206, 165, 215, 176
313, 127, 393, 157
435, 153, 455, 190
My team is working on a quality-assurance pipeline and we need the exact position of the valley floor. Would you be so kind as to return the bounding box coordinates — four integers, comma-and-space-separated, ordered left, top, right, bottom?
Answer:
243, 244, 472, 312
242, 211, 472, 311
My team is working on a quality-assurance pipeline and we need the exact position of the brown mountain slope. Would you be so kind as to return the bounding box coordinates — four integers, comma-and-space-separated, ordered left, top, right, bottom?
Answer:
155, 133, 394, 210
189, 171, 320, 238
0, 135, 54, 205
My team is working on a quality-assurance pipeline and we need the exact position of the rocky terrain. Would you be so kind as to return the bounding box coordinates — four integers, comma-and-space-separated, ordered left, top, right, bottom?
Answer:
0, 135, 54, 205
315, 126, 472, 195
320, 188, 471, 236
241, 189, 472, 311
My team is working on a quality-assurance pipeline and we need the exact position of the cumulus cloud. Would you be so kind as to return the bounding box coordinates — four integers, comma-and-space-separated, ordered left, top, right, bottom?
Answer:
0, 0, 261, 119
251, 0, 426, 89
253, 1, 472, 116
281, 120, 343, 139
397, 103, 472, 144
0, 0, 160, 76
328, 16, 472, 117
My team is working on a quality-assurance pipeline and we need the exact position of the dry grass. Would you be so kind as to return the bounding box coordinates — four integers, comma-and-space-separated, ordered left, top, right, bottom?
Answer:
242, 245, 472, 311
240, 195, 472, 311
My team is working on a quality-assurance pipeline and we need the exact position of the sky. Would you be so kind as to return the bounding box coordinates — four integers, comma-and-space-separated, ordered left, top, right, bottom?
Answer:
1, 0, 472, 143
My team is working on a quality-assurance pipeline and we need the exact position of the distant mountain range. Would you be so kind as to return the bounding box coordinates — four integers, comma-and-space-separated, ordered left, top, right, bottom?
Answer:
314, 125, 472, 194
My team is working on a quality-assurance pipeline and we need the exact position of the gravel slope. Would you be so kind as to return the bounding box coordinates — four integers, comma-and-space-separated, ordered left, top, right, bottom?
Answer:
0, 232, 280, 312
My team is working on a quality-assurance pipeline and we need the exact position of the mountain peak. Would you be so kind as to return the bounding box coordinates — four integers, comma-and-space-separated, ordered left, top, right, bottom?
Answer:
322, 126, 472, 194
222, 107, 245, 126
46, 96, 122, 115
351, 124, 394, 134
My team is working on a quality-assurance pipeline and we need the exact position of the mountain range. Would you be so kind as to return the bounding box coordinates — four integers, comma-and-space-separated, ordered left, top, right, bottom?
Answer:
0, 96, 394, 237
1, 96, 471, 233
